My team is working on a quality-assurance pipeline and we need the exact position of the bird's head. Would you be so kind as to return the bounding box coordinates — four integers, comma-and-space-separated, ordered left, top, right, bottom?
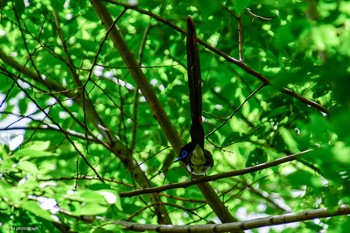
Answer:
174, 143, 195, 163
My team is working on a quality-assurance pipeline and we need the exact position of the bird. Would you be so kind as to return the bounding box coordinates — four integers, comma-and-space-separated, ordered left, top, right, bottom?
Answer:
174, 16, 214, 176
175, 142, 213, 175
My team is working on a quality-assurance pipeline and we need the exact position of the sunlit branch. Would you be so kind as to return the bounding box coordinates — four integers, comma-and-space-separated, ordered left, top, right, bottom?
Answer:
237, 16, 243, 62
247, 8, 272, 21
105, 206, 350, 232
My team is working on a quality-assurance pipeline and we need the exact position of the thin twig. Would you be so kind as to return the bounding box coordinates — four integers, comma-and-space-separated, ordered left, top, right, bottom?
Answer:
207, 83, 266, 138
130, 24, 151, 152
247, 8, 272, 21
221, 3, 243, 61
237, 16, 243, 61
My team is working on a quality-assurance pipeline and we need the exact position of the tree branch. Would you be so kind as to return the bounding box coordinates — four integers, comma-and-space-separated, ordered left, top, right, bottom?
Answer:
119, 149, 313, 198
89, 0, 240, 225
107, 205, 350, 232
89, 0, 174, 224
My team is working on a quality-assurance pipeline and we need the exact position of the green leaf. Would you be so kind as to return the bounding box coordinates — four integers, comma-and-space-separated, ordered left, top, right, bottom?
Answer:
24, 141, 51, 151
20, 201, 56, 222
312, 25, 339, 51
279, 127, 299, 153
76, 202, 108, 216
69, 190, 107, 204
0, 181, 19, 204
16, 160, 39, 173
13, 149, 57, 159
262, 105, 290, 119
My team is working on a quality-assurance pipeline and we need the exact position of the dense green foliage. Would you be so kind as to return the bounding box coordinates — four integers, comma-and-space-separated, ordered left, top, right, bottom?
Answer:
1, 0, 350, 232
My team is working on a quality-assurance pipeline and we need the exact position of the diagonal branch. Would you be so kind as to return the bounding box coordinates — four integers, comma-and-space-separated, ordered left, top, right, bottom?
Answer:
89, 0, 175, 224
89, 0, 240, 225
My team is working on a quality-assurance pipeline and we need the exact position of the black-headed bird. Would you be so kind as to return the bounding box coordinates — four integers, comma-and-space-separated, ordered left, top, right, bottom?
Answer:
175, 16, 214, 176
175, 142, 213, 175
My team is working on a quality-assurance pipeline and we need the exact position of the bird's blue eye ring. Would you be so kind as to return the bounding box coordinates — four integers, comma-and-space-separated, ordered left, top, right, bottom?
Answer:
181, 151, 188, 156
